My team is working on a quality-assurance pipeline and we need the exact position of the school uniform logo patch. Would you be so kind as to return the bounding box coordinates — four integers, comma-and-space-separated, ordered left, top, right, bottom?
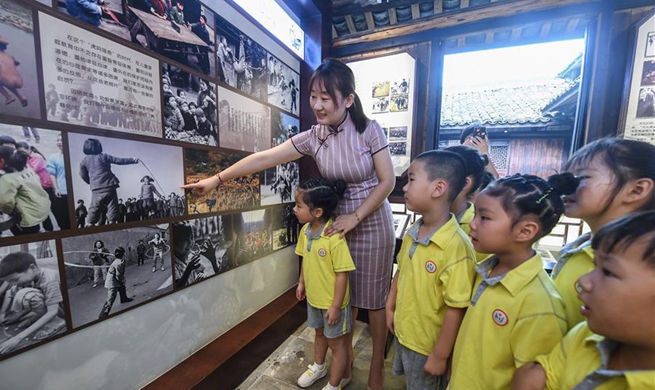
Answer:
492, 309, 508, 326
318, 248, 327, 257
425, 260, 437, 273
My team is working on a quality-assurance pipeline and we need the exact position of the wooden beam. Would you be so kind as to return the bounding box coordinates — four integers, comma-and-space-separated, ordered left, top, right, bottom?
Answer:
510, 27, 522, 41
389, 8, 398, 24
344, 14, 357, 34
332, 0, 600, 47
365, 11, 375, 30
434, 0, 443, 14
565, 18, 580, 34
539, 21, 552, 38
332, 23, 338, 39
411, 4, 421, 19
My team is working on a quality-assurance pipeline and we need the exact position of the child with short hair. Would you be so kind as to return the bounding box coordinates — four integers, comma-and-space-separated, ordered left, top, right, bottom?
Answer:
512, 211, 655, 390
0, 252, 66, 353
447, 173, 579, 390
294, 177, 355, 390
75, 199, 87, 228
386, 150, 476, 390
552, 138, 655, 331
98, 246, 133, 319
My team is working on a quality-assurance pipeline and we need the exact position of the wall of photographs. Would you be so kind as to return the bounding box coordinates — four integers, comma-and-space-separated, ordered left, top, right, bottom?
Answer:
0, 0, 302, 387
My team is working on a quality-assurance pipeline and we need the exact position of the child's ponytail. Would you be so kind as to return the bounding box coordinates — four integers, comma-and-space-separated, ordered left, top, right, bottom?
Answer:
297, 177, 348, 221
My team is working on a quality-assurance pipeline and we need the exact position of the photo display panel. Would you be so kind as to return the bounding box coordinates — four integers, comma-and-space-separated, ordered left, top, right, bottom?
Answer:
217, 85, 271, 152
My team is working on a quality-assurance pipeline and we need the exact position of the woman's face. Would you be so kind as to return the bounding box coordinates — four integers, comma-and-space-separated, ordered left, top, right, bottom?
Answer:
95, 241, 103, 249
309, 80, 352, 127
56, 135, 63, 151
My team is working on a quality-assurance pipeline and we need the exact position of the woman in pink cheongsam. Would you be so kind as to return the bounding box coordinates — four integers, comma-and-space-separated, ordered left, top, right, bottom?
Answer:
184, 59, 395, 390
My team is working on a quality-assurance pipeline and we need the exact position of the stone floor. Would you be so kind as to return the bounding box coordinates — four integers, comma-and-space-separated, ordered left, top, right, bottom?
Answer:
237, 321, 406, 390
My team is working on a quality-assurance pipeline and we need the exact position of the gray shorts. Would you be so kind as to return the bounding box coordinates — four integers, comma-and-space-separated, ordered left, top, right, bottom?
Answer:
306, 301, 352, 339
392, 339, 446, 390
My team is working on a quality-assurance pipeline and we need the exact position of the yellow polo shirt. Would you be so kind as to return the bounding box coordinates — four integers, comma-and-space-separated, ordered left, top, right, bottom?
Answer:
551, 233, 594, 331
295, 220, 356, 310
535, 322, 655, 389
448, 253, 568, 390
457, 203, 490, 262
394, 215, 476, 356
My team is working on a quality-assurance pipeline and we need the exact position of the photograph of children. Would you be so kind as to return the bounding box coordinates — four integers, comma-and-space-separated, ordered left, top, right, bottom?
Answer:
0, 240, 68, 358
389, 141, 407, 156
388, 126, 408, 142
390, 77, 410, 95
233, 209, 272, 265
372, 97, 389, 114
39, 12, 162, 138
215, 14, 267, 101
637, 87, 655, 118
390, 94, 409, 112
61, 225, 173, 328
371, 80, 389, 98
0, 0, 41, 120
269, 205, 298, 251
58, 0, 215, 77
171, 215, 236, 289
184, 148, 260, 214
218, 86, 271, 153
162, 63, 218, 146
271, 110, 299, 148
641, 60, 655, 86
260, 162, 298, 206
646, 31, 654, 58
0, 125, 71, 238
266, 55, 299, 115
68, 133, 185, 227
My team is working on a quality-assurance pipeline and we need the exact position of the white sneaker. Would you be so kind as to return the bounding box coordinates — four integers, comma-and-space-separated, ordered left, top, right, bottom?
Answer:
321, 385, 341, 390
297, 363, 328, 388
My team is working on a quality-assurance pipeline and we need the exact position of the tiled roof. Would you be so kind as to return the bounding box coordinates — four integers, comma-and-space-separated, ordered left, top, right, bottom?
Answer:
440, 79, 576, 127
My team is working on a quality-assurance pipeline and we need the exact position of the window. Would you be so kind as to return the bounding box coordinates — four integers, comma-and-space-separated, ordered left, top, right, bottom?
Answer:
232, 0, 304, 59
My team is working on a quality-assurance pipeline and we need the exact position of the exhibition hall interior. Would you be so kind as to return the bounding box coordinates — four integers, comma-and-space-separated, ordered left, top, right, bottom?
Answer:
0, 0, 654, 389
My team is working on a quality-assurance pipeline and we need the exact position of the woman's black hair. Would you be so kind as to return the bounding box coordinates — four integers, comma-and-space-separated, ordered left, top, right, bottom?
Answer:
297, 176, 348, 221
83, 138, 103, 155
5, 149, 29, 172
308, 58, 369, 134
459, 123, 485, 144
16, 141, 45, 159
0, 145, 13, 167
94, 240, 104, 248
483, 173, 580, 239
565, 137, 655, 212
445, 145, 489, 197
479, 171, 495, 193
592, 211, 655, 266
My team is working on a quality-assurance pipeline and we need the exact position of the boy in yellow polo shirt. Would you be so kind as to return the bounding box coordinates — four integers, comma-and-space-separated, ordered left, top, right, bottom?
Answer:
294, 177, 355, 390
386, 150, 476, 390
512, 211, 655, 390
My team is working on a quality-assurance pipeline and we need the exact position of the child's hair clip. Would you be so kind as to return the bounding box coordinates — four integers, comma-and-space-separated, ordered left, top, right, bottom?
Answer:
536, 187, 554, 204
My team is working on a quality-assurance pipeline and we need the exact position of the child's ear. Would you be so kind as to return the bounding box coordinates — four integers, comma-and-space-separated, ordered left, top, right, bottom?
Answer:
513, 219, 540, 243
312, 207, 324, 219
431, 179, 448, 199
623, 178, 654, 208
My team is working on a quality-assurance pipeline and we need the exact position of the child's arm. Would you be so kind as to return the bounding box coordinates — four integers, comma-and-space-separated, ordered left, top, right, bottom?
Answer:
385, 268, 399, 335
424, 306, 466, 376
0, 304, 59, 354
0, 179, 18, 215
79, 162, 90, 184
106, 154, 139, 166
325, 272, 347, 326
295, 266, 305, 301
512, 363, 546, 390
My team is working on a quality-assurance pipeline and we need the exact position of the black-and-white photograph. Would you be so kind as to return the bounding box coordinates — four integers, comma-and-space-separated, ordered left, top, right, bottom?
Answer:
372, 97, 389, 114
271, 110, 299, 148
216, 14, 267, 101
389, 141, 407, 156
162, 63, 218, 146
68, 133, 186, 227
260, 162, 298, 206
218, 86, 271, 152
391, 77, 410, 95
269, 205, 298, 251
234, 209, 272, 266
390, 94, 409, 112
637, 87, 655, 118
0, 0, 41, 120
388, 126, 408, 141
0, 125, 71, 238
58, 0, 215, 77
171, 215, 236, 289
61, 225, 173, 328
39, 12, 162, 137
267, 55, 299, 116
184, 148, 260, 214
642, 60, 655, 86
646, 31, 654, 58
0, 240, 68, 359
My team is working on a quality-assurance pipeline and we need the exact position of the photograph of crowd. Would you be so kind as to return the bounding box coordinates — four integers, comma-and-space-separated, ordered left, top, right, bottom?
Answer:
0, 125, 70, 238
0, 240, 68, 359
39, 13, 162, 137
372, 97, 389, 114
234, 209, 272, 266
371, 80, 389, 98
389, 141, 407, 156
171, 215, 236, 289
269, 205, 298, 251
0, 0, 41, 120
184, 148, 260, 214
388, 126, 408, 142
68, 133, 186, 227
390, 94, 409, 112
267, 55, 299, 115
58, 0, 216, 77
61, 225, 173, 328
271, 110, 299, 148
218, 86, 271, 152
215, 14, 267, 101
162, 64, 218, 146
260, 162, 298, 206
